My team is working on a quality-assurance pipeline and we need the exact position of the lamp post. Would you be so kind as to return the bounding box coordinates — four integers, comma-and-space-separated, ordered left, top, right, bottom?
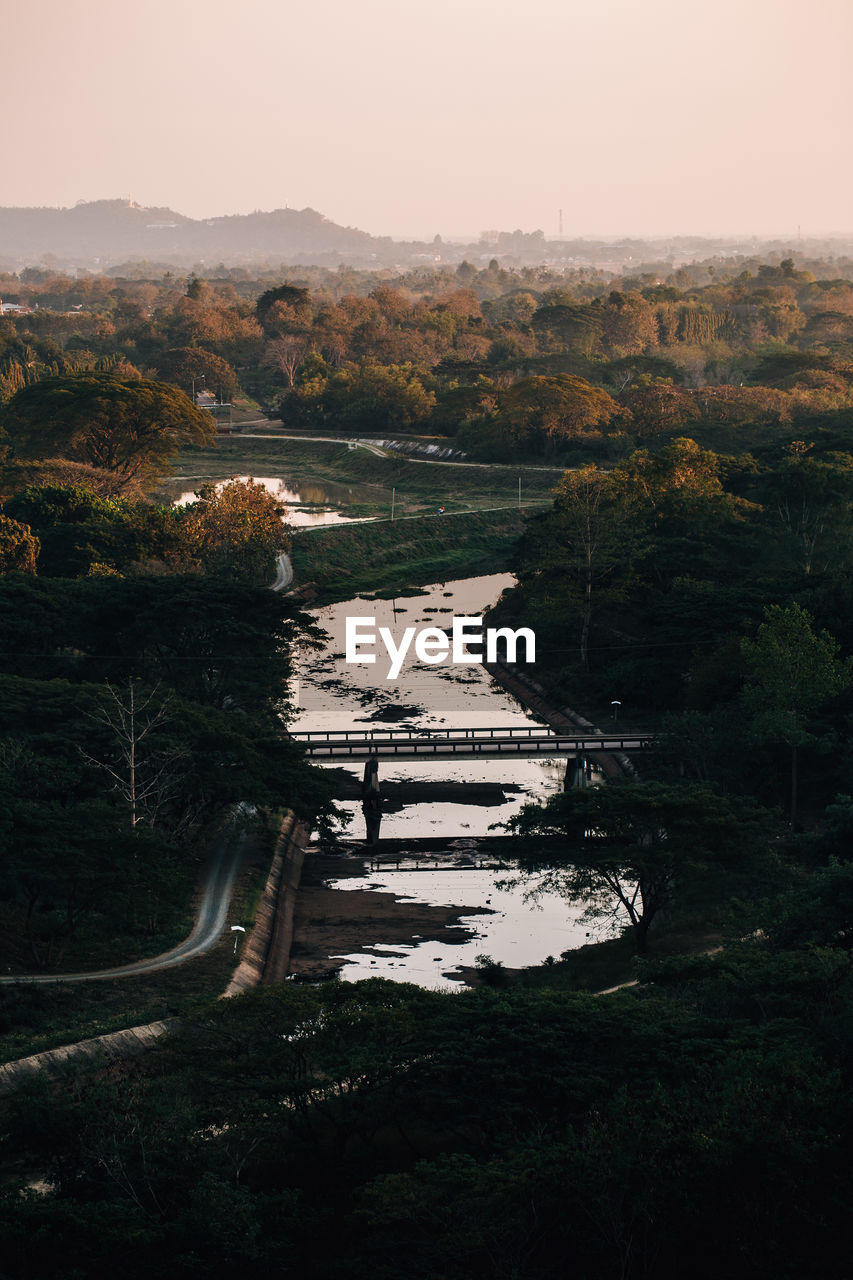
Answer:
611, 700, 621, 721
191, 373, 205, 405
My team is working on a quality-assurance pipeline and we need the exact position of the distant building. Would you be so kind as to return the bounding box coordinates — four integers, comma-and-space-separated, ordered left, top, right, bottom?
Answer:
194, 389, 233, 432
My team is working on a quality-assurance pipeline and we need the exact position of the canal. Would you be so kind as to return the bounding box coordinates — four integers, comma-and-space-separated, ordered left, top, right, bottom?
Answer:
291, 574, 615, 989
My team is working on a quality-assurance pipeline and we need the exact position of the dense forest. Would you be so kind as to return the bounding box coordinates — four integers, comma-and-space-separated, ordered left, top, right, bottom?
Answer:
1, 251, 853, 1277
3, 252, 853, 460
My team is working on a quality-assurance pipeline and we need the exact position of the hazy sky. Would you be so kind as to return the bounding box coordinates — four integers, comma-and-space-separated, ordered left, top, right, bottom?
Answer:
4, 0, 851, 240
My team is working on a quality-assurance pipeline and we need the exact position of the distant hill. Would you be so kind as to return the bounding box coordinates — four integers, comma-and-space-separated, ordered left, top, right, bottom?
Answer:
0, 198, 407, 269
2, 199, 851, 275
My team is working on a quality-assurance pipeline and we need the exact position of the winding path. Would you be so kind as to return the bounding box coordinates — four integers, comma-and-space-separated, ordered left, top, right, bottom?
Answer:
0, 807, 251, 985
272, 550, 294, 590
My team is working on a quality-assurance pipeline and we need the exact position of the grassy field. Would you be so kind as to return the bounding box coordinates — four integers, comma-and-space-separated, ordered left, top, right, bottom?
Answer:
290, 507, 529, 601
164, 435, 563, 516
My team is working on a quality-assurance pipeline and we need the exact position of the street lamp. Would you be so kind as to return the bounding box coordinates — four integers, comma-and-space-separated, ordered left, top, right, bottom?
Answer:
191, 373, 205, 405
231, 924, 246, 953
611, 700, 621, 721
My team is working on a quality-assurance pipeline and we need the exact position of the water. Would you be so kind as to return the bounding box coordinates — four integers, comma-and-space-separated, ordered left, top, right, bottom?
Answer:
327, 870, 606, 991
293, 575, 613, 986
171, 474, 377, 527
293, 574, 579, 836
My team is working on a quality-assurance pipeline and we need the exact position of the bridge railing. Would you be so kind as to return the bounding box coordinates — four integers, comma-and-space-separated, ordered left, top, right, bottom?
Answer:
291, 725, 577, 742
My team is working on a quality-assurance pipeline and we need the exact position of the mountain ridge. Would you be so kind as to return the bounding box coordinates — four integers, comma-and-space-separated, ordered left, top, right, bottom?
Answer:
0, 198, 403, 269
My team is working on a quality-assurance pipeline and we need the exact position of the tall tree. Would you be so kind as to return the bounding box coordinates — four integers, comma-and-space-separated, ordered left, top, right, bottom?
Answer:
526, 465, 640, 671
741, 604, 851, 828
0, 373, 214, 492
759, 448, 853, 575
182, 478, 288, 583
80, 681, 177, 829
506, 781, 773, 952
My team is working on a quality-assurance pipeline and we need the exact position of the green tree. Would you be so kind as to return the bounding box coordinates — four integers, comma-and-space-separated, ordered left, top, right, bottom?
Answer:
621, 375, 698, 436
1, 373, 214, 493
0, 513, 39, 573
525, 465, 640, 671
154, 346, 239, 402
759, 448, 853, 575
500, 374, 621, 452
506, 780, 774, 952
255, 284, 311, 334
741, 604, 851, 828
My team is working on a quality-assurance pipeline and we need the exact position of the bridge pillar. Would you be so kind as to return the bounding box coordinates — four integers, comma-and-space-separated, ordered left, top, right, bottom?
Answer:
362, 755, 382, 847
564, 754, 588, 790
362, 755, 380, 794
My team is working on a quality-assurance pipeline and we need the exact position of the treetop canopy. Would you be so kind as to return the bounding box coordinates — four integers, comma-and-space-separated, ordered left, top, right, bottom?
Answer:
0, 371, 215, 493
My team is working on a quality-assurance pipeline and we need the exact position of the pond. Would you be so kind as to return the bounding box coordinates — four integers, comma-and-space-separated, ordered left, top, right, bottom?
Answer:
169, 474, 378, 527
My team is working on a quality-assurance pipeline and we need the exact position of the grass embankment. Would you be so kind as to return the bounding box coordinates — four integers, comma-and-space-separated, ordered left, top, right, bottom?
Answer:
170, 436, 563, 516
0, 815, 278, 1065
291, 508, 528, 601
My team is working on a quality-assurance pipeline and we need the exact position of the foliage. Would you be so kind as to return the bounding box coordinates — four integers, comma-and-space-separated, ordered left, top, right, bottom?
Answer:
505, 780, 776, 951
182, 477, 288, 583
2, 948, 853, 1278
0, 372, 214, 492
0, 512, 38, 572
742, 604, 851, 825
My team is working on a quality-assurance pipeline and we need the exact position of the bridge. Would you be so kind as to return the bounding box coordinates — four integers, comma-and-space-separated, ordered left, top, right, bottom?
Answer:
290, 725, 653, 762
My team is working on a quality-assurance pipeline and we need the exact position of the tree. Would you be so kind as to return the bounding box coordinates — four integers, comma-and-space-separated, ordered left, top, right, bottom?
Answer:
255, 284, 311, 334
621, 375, 698, 436
601, 290, 659, 355
154, 346, 239, 402
500, 375, 621, 451
80, 681, 177, 829
0, 513, 39, 573
182, 478, 288, 583
525, 465, 640, 671
506, 781, 773, 952
1, 373, 214, 493
759, 449, 853, 575
741, 604, 851, 828
263, 334, 313, 389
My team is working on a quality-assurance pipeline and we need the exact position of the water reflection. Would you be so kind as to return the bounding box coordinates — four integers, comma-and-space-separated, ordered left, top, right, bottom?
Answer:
327, 870, 613, 991
171, 475, 377, 527
295, 575, 607, 983
294, 574, 594, 838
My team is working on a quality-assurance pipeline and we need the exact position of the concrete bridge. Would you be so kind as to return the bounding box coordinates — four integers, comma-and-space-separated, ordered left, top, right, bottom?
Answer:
290, 725, 654, 762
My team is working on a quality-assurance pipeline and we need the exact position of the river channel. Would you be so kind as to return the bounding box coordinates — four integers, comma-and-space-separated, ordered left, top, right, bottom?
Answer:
292, 574, 613, 989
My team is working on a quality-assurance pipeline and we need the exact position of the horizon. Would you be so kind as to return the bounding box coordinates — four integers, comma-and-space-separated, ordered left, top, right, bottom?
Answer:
3, 0, 850, 245
1, 195, 848, 251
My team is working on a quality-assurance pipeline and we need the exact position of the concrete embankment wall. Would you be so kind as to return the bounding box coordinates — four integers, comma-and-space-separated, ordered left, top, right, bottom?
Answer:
223, 811, 309, 994
0, 1019, 177, 1095
486, 659, 638, 780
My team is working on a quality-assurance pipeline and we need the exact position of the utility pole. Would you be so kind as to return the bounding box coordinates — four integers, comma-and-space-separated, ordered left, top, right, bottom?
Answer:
391, 486, 396, 520
518, 476, 521, 509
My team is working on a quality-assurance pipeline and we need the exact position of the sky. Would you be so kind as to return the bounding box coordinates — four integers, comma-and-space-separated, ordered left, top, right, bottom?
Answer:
4, 0, 852, 241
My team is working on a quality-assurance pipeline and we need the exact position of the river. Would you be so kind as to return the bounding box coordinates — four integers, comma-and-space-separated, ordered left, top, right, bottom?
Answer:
292, 574, 613, 989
